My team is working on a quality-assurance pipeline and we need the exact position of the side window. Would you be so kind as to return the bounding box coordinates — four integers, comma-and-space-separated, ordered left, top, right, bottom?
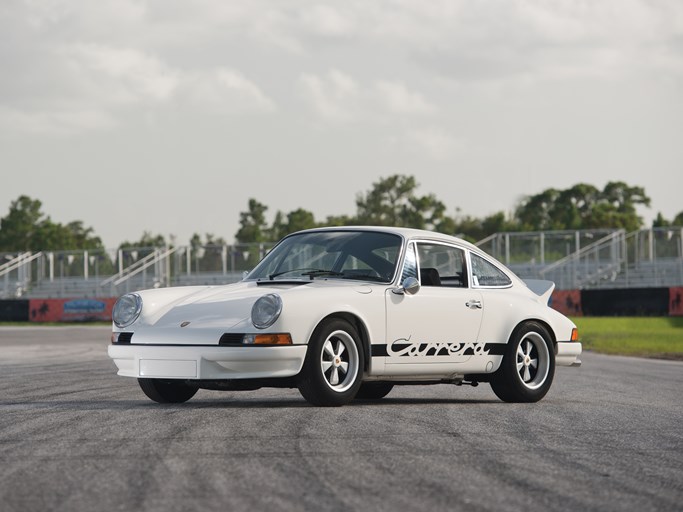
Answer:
400, 243, 418, 283
470, 253, 512, 287
416, 243, 466, 287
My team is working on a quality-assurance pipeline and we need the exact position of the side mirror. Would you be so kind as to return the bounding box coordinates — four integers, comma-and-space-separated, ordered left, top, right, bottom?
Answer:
393, 276, 420, 295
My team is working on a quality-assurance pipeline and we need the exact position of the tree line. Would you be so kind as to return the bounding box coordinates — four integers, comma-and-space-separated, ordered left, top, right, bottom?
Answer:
235, 174, 681, 244
1, 175, 681, 253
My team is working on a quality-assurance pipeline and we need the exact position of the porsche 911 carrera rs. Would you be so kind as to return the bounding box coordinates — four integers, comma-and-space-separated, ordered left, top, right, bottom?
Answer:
108, 227, 581, 406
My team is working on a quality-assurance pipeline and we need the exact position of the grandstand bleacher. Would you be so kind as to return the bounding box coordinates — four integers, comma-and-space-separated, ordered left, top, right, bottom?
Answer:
2, 228, 682, 299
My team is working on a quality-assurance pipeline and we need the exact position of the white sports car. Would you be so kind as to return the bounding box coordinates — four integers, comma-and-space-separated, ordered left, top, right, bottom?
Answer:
109, 227, 581, 406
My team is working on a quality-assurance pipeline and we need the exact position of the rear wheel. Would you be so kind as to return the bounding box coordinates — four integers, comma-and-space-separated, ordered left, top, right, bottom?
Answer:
138, 378, 198, 403
490, 322, 555, 403
355, 382, 394, 400
297, 318, 364, 406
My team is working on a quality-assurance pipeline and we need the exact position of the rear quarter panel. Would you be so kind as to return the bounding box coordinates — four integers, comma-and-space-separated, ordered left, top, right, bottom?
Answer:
477, 285, 576, 346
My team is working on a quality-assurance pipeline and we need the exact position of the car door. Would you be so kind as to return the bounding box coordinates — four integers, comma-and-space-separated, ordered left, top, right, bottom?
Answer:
383, 241, 485, 376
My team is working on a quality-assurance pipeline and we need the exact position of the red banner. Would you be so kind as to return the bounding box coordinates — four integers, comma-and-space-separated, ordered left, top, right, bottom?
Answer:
29, 298, 116, 322
670, 288, 683, 316
551, 290, 582, 317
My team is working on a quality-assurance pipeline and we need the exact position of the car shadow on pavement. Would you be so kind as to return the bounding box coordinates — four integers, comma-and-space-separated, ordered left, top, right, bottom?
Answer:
0, 396, 500, 411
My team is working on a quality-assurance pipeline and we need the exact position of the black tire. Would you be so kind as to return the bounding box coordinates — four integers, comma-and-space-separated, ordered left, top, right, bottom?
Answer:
297, 318, 365, 406
355, 382, 394, 400
490, 322, 555, 403
138, 378, 198, 404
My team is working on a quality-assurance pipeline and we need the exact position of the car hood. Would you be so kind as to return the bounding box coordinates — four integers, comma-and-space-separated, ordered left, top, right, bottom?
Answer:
131, 279, 377, 331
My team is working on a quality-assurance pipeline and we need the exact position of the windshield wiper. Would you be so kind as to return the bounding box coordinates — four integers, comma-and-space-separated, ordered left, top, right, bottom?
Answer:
268, 268, 343, 280
341, 273, 385, 282
301, 270, 344, 280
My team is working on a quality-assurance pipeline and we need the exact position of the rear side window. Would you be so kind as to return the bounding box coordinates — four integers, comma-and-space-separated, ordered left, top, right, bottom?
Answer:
470, 254, 512, 287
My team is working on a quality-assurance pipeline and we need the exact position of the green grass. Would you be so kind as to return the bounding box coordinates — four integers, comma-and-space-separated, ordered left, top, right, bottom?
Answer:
2, 318, 682, 360
572, 317, 683, 360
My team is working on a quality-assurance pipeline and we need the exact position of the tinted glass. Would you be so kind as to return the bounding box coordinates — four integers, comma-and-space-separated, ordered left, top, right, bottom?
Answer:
471, 253, 512, 287
248, 231, 403, 283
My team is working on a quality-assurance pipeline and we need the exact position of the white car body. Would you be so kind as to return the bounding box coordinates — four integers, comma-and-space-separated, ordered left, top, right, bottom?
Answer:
109, 227, 581, 405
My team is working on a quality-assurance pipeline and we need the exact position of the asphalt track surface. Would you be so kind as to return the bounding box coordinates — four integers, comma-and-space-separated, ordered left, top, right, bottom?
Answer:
0, 326, 681, 512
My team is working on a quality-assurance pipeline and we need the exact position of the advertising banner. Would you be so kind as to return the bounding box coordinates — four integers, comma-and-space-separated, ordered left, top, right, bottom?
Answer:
550, 290, 582, 316
670, 287, 683, 316
29, 298, 116, 322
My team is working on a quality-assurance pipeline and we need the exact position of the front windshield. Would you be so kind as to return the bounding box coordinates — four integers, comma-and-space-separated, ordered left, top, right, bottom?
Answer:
247, 231, 403, 283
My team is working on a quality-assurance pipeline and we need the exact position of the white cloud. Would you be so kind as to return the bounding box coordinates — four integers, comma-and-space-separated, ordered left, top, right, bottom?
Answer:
61, 43, 179, 103
25, 0, 147, 33
300, 70, 437, 122
375, 81, 436, 115
216, 69, 276, 111
404, 127, 462, 161
299, 5, 354, 37
299, 69, 361, 122
0, 39, 276, 135
248, 8, 305, 53
0, 105, 116, 136
186, 68, 276, 113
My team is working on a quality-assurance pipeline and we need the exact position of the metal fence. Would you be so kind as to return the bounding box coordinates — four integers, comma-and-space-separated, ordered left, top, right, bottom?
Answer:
476, 227, 683, 289
0, 243, 275, 299
2, 228, 682, 298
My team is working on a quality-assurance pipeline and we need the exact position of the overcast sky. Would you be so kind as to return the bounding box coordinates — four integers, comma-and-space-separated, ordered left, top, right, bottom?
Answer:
1, 0, 682, 248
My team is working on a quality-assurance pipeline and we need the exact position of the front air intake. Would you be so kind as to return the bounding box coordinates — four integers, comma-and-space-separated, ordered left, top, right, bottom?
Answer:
219, 333, 246, 345
116, 332, 134, 344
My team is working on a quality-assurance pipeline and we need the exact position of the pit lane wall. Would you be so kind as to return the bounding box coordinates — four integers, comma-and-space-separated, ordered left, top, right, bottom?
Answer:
0, 298, 116, 322
549, 287, 683, 317
1, 289, 682, 322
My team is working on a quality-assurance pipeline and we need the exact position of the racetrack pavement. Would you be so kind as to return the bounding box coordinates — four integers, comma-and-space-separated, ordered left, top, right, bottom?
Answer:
0, 326, 681, 512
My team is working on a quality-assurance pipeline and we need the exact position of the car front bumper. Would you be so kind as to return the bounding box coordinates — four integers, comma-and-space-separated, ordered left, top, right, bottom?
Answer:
108, 344, 308, 380
556, 341, 582, 367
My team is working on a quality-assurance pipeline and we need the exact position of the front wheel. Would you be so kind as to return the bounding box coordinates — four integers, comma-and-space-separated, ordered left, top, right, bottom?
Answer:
297, 319, 365, 406
490, 322, 555, 403
138, 378, 198, 403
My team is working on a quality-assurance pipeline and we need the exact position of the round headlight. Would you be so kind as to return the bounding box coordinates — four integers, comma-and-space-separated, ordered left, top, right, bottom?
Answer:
251, 294, 282, 329
113, 293, 142, 328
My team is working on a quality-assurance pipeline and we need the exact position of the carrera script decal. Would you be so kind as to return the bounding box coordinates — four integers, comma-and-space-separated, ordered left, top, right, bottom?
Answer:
387, 336, 490, 358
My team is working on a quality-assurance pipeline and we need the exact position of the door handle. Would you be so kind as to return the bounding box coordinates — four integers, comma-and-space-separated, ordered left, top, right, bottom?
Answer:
465, 300, 482, 309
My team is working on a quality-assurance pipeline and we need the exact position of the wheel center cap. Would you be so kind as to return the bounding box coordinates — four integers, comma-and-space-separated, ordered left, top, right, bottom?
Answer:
524, 356, 531, 366
334, 357, 341, 366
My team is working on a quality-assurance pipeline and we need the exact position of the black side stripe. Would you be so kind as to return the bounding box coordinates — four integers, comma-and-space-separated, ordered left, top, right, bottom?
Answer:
484, 343, 506, 355
371, 345, 389, 357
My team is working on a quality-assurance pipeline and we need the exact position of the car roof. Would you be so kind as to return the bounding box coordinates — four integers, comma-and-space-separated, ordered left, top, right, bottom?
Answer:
286, 225, 524, 287
291, 225, 481, 252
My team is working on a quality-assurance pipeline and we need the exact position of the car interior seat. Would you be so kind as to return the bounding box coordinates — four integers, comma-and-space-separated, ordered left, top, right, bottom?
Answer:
420, 267, 441, 287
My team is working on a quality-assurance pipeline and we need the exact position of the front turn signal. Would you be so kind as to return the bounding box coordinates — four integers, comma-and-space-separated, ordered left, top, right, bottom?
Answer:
243, 333, 293, 345
571, 328, 579, 341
